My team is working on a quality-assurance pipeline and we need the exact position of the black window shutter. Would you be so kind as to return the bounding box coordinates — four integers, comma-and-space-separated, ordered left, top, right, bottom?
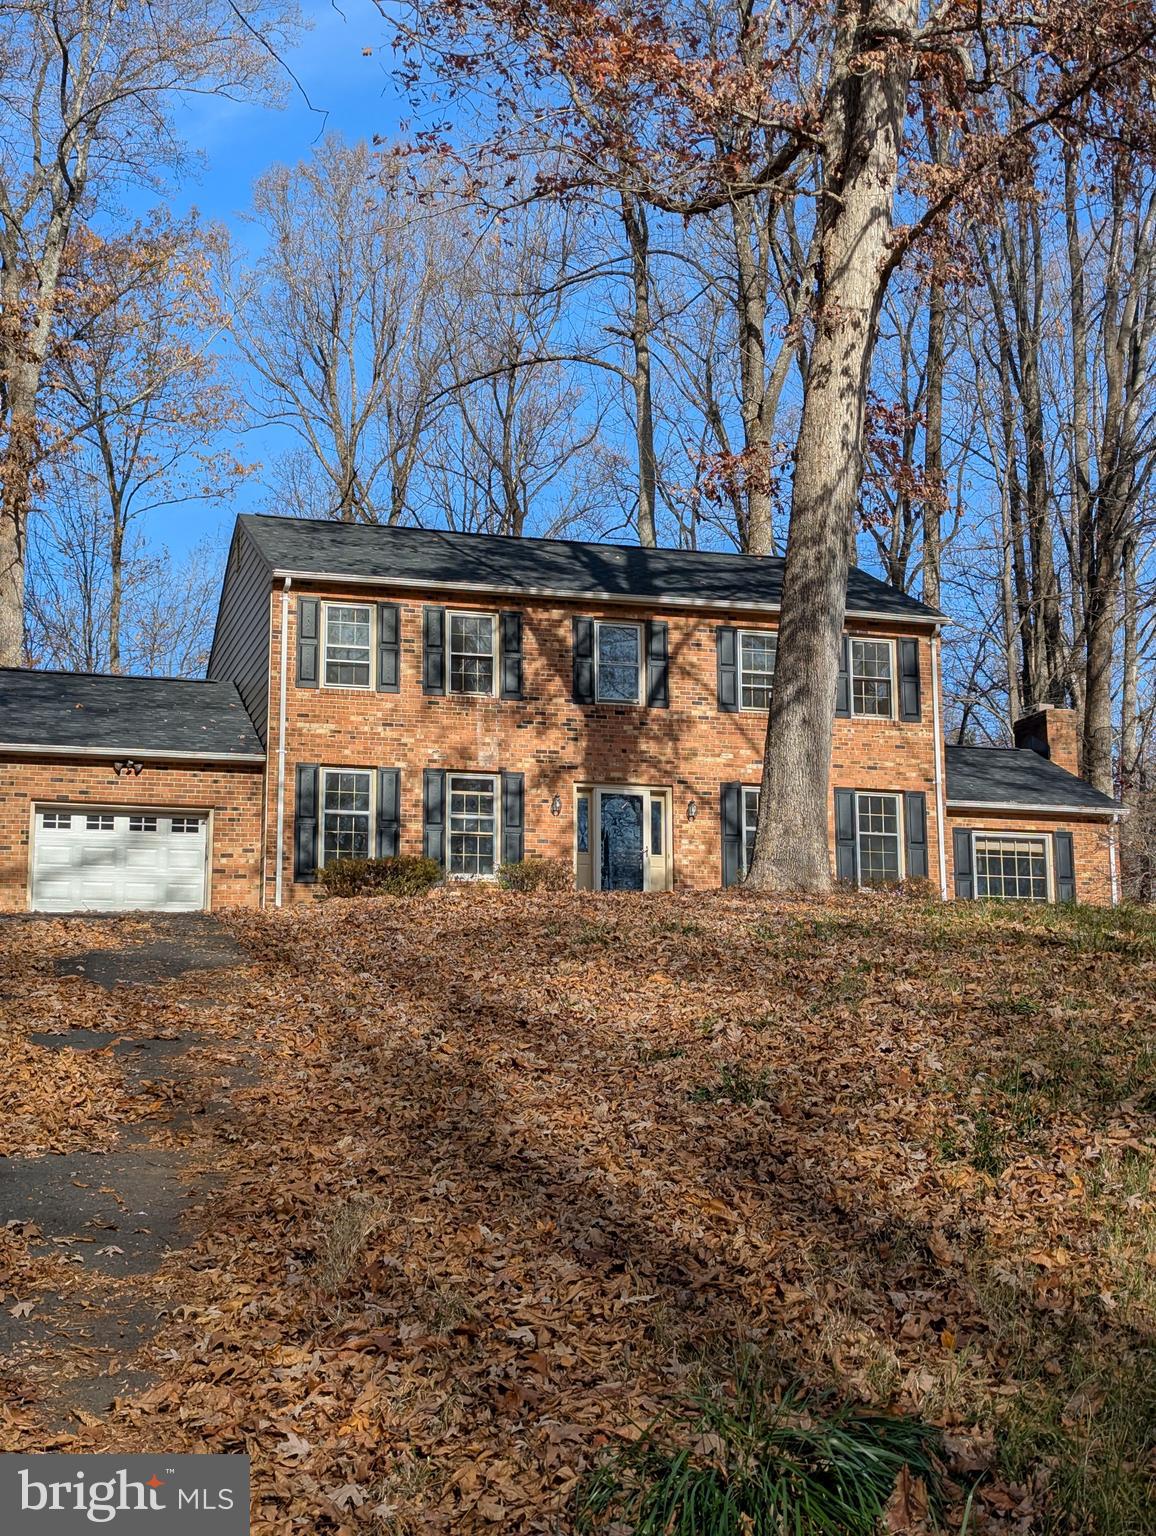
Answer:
953, 827, 974, 899
377, 603, 400, 693
899, 638, 921, 721
834, 788, 858, 882
835, 637, 851, 717
717, 627, 739, 712
294, 764, 319, 881
423, 768, 446, 864
1054, 830, 1076, 902
423, 606, 445, 694
297, 597, 320, 688
500, 610, 523, 699
647, 619, 669, 708
720, 782, 743, 887
572, 617, 595, 703
376, 768, 400, 858
502, 771, 524, 865
904, 791, 929, 880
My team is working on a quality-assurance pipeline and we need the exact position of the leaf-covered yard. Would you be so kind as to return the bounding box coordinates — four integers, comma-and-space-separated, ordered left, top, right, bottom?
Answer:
2, 891, 1154, 1533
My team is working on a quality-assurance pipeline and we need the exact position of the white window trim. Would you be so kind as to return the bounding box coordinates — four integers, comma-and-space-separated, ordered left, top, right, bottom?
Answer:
593, 620, 643, 705
854, 790, 905, 886
849, 636, 897, 721
319, 766, 375, 867
447, 610, 498, 697
446, 771, 501, 880
970, 830, 1053, 903
321, 601, 374, 691
741, 785, 760, 876
737, 630, 778, 712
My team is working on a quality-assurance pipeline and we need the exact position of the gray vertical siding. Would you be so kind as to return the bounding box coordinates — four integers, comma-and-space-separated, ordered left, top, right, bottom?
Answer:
207, 524, 273, 747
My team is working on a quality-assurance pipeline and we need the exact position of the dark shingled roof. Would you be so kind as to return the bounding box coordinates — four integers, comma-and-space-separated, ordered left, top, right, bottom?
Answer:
946, 745, 1119, 814
0, 670, 265, 759
237, 513, 947, 623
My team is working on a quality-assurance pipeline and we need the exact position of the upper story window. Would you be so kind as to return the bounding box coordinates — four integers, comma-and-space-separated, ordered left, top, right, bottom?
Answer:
323, 604, 372, 689
850, 639, 894, 718
739, 632, 777, 711
449, 612, 496, 695
595, 622, 642, 704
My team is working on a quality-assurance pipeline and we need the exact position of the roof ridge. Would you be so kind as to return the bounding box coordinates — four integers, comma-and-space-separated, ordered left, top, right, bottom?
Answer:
0, 667, 230, 685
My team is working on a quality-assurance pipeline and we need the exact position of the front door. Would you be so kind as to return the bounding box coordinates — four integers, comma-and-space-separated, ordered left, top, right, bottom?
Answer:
599, 791, 646, 891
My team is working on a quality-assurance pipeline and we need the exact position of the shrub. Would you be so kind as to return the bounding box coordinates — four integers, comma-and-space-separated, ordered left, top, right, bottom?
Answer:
577, 1375, 943, 1536
497, 857, 571, 892
318, 855, 443, 899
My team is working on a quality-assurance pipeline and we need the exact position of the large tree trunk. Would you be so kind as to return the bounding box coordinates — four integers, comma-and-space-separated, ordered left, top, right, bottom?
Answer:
747, 0, 915, 891
0, 384, 34, 667
620, 191, 657, 548
731, 195, 774, 555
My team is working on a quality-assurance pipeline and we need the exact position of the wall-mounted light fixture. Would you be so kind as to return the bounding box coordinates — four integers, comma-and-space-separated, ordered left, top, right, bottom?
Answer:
550, 794, 563, 817
686, 799, 697, 821
113, 760, 144, 778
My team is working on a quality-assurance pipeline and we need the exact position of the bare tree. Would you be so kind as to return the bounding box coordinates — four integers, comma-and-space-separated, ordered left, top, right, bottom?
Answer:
0, 0, 297, 664
225, 137, 459, 523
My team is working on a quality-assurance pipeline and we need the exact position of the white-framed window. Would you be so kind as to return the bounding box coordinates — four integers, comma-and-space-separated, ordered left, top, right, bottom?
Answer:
850, 639, 894, 718
129, 815, 158, 833
448, 611, 496, 695
741, 787, 760, 877
321, 769, 372, 865
170, 817, 201, 834
856, 792, 903, 884
323, 603, 372, 689
448, 773, 499, 878
974, 834, 1050, 902
595, 621, 642, 704
41, 812, 71, 830
86, 813, 114, 832
739, 631, 777, 711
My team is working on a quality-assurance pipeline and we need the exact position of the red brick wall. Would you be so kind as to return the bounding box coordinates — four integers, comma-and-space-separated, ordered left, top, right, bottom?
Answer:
945, 812, 1117, 906
0, 757, 265, 911
268, 586, 945, 901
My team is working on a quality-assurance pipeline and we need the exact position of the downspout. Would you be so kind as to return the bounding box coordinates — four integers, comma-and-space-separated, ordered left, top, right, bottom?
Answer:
1108, 819, 1120, 907
275, 577, 292, 908
930, 632, 949, 901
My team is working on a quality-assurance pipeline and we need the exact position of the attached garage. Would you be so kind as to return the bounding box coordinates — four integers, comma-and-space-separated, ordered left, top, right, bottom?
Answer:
31, 808, 209, 912
0, 669, 266, 914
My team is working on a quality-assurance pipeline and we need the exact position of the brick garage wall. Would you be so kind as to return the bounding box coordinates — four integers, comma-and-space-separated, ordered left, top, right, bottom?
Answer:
945, 812, 1117, 906
267, 584, 945, 901
0, 757, 266, 912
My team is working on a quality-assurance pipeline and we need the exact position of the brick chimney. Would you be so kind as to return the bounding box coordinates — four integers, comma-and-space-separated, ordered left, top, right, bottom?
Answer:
1013, 706, 1080, 776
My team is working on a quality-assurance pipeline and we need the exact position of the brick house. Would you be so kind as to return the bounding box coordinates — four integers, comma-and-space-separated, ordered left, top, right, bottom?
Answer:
0, 514, 1123, 911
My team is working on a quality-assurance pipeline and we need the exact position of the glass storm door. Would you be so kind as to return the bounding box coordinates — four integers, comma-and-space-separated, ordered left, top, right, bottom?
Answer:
598, 792, 646, 891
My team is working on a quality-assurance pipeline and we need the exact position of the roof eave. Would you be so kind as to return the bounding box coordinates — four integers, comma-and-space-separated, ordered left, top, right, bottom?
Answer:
0, 742, 266, 764
946, 798, 1125, 819
268, 566, 948, 628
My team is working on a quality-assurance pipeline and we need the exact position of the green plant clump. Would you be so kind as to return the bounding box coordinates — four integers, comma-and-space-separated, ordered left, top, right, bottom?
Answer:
577, 1378, 943, 1536
318, 855, 443, 898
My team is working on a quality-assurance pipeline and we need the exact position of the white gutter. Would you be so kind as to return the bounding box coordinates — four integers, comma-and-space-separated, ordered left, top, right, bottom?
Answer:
946, 800, 1127, 818
269, 566, 950, 629
930, 635, 949, 901
0, 742, 265, 763
274, 577, 291, 909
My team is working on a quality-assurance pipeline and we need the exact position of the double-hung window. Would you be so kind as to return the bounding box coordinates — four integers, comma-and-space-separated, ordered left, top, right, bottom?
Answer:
449, 612, 496, 695
850, 640, 894, 718
856, 793, 902, 884
324, 604, 372, 688
448, 774, 498, 877
322, 769, 372, 864
595, 622, 642, 703
739, 632, 777, 710
974, 835, 1049, 901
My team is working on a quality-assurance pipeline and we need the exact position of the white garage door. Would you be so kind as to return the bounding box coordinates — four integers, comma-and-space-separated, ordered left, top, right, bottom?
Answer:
31, 808, 208, 912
